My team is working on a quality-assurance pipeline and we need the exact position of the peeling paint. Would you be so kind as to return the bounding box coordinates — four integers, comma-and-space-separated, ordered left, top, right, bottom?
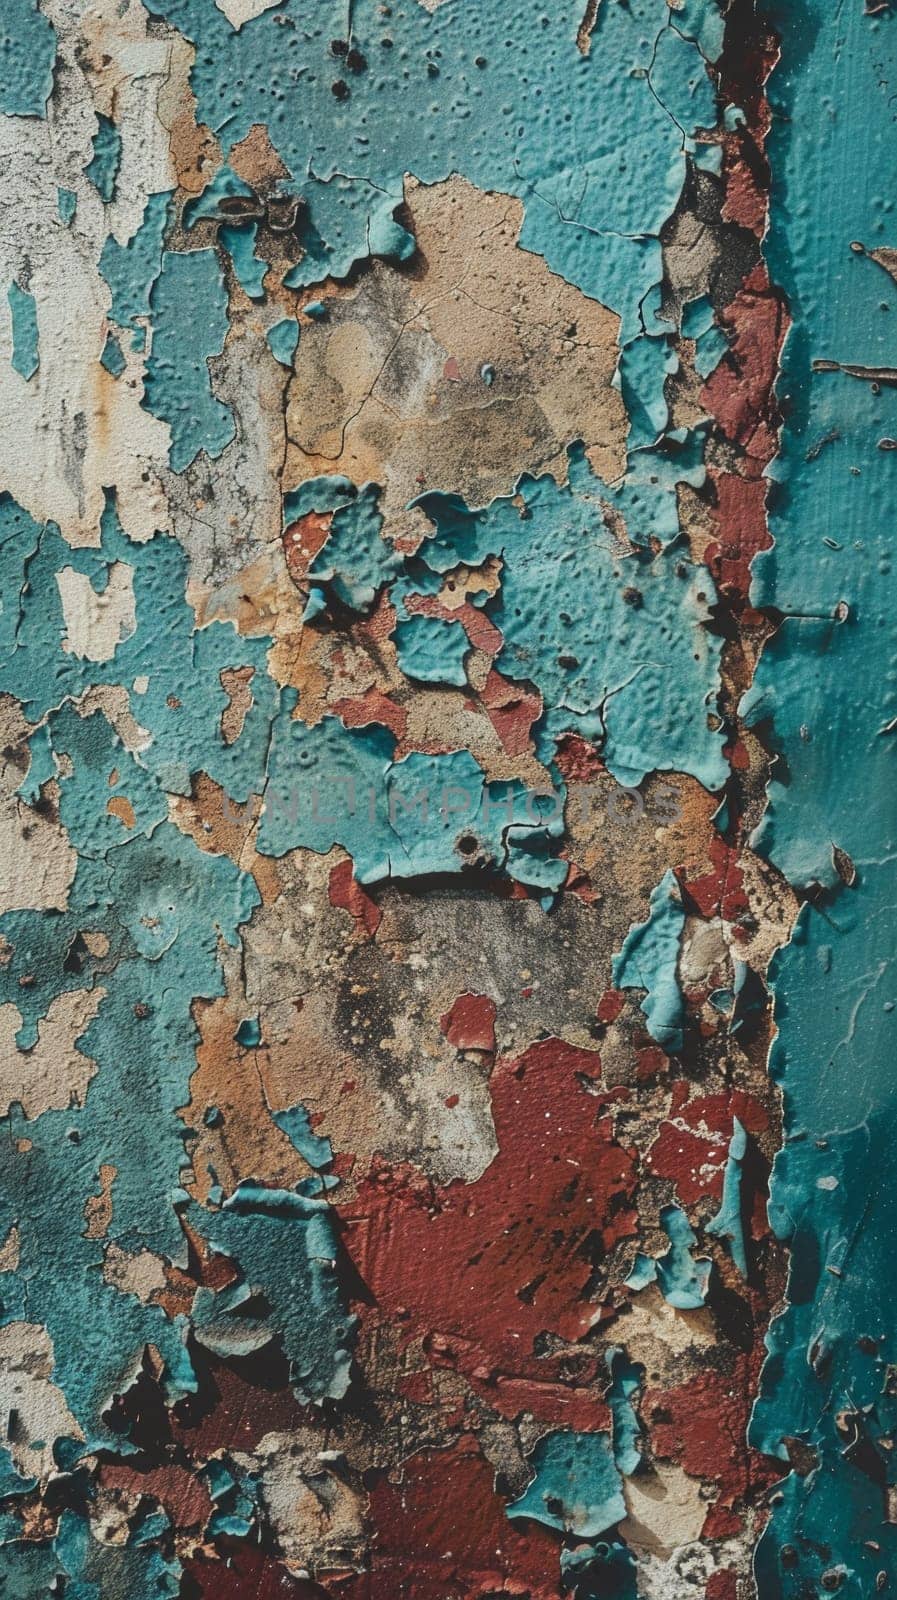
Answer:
0, 0, 883, 1595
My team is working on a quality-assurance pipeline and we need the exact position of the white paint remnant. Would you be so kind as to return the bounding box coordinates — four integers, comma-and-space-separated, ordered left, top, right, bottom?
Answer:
0, 1, 174, 546
214, 0, 280, 28
621, 1461, 708, 1560
57, 563, 137, 661
0, 1225, 19, 1273
0, 800, 77, 914
241, 1432, 367, 1575
102, 1242, 168, 1303
76, 683, 153, 752
0, 1323, 85, 1480
0, 987, 106, 1118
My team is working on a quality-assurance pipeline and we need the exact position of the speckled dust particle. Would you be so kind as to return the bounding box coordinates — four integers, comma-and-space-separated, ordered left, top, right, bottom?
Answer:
0, 0, 893, 1596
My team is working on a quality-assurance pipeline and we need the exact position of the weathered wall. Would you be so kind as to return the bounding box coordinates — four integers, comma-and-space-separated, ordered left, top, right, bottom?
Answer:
0, 0, 892, 1595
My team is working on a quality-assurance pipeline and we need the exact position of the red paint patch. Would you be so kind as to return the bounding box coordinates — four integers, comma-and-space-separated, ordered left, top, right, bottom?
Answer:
635, 1044, 669, 1083
553, 733, 605, 784
704, 472, 772, 600
682, 836, 750, 922
329, 858, 382, 937
596, 989, 625, 1025
481, 669, 542, 757
331, 687, 407, 740
706, 1570, 739, 1600
649, 1085, 768, 1205
645, 1353, 779, 1527
186, 1543, 325, 1598
342, 1434, 561, 1600
98, 1461, 211, 1530
282, 510, 332, 586
340, 1039, 637, 1398
440, 992, 497, 1053
703, 265, 785, 467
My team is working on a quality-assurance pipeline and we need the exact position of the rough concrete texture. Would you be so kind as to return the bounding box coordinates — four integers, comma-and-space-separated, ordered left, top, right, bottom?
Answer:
0, 0, 893, 1595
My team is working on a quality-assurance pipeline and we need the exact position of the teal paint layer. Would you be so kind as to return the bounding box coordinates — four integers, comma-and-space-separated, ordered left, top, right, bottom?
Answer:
0, 0, 56, 117
85, 114, 122, 203
7, 284, 38, 381
57, 187, 77, 225
220, 221, 268, 299
611, 868, 686, 1052
100, 191, 172, 333
417, 462, 725, 790
746, 2, 897, 1592
394, 613, 469, 688
266, 315, 298, 366
145, 0, 716, 341
626, 1204, 711, 1310
706, 1117, 748, 1277
508, 1430, 626, 1539
143, 247, 236, 471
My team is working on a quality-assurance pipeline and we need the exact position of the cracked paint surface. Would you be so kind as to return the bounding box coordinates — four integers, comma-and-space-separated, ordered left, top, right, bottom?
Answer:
0, 0, 891, 1595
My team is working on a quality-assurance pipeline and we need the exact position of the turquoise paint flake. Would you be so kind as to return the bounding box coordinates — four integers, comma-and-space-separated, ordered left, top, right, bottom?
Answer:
611, 869, 686, 1052
282, 174, 415, 289
304, 482, 401, 614
416, 462, 725, 790
256, 706, 565, 889
266, 315, 299, 366
0, 0, 56, 117
282, 473, 356, 522
673, 0, 726, 61
706, 1116, 748, 1276
507, 1430, 625, 1539
100, 191, 172, 331
220, 220, 268, 299
143, 247, 235, 471
682, 293, 730, 376
605, 1349, 643, 1478
0, 1449, 33, 1501
57, 187, 77, 225
7, 284, 38, 381
618, 329, 677, 449
85, 113, 122, 203
235, 1015, 262, 1047
186, 1182, 355, 1402
647, 21, 716, 138
182, 164, 256, 226
368, 191, 416, 262
394, 612, 469, 687
504, 834, 569, 897
100, 330, 126, 377
627, 1205, 711, 1310
203, 1458, 258, 1541
272, 1104, 333, 1170
17, 721, 53, 804
694, 321, 728, 378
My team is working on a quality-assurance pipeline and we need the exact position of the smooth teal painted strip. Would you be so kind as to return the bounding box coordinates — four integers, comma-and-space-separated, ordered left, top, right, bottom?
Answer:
7, 284, 38, 381
747, 3, 897, 1592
